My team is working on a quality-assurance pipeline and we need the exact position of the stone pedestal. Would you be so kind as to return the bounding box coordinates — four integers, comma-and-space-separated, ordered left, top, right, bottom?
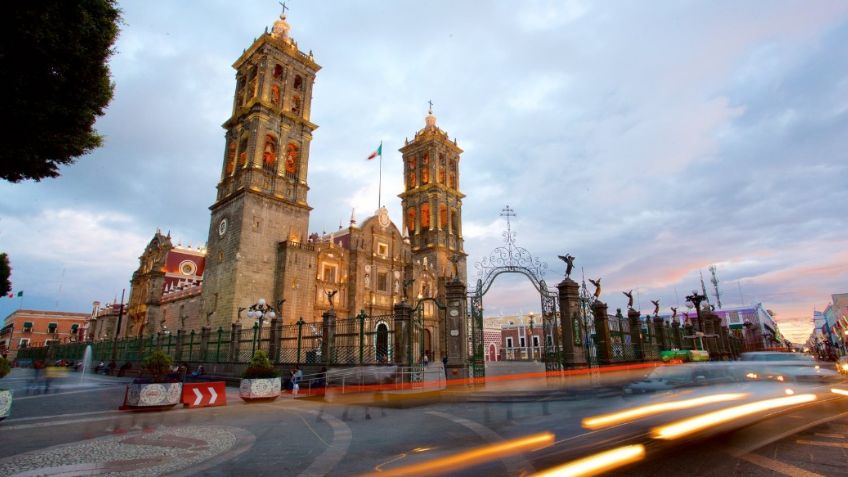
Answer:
393, 302, 412, 366
653, 317, 667, 350
627, 308, 644, 361
591, 301, 612, 364
671, 320, 681, 348
321, 309, 336, 365
445, 279, 470, 379
557, 278, 585, 368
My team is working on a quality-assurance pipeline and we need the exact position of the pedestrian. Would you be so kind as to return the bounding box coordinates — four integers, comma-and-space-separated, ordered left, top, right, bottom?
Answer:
442, 355, 448, 378
423, 353, 429, 367
292, 365, 303, 394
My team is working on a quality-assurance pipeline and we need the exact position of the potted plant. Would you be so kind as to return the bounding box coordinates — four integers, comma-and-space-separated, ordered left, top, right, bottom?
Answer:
0, 356, 11, 421
122, 350, 182, 410
240, 350, 280, 401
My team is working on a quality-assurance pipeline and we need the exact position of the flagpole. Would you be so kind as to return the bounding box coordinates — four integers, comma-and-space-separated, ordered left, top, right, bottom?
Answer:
377, 140, 383, 209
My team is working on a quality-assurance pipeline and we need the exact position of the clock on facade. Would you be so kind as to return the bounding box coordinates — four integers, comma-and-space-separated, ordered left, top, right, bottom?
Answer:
218, 218, 228, 237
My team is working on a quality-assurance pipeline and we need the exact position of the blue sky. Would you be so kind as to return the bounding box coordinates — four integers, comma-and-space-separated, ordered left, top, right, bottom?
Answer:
2, 0, 847, 342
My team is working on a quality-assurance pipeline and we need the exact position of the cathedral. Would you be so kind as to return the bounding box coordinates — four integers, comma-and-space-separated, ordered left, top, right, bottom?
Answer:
122, 11, 468, 360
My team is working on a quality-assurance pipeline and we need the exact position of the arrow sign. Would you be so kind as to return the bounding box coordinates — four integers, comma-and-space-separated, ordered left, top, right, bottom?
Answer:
181, 382, 227, 408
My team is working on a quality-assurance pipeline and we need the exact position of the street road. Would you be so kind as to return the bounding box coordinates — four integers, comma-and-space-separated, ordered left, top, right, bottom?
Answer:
1, 368, 847, 476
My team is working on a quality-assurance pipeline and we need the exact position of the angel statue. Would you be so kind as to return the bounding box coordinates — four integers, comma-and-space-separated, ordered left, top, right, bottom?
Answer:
589, 278, 602, 298
557, 254, 575, 278
622, 290, 634, 309
650, 299, 660, 317
326, 289, 338, 310
670, 306, 678, 320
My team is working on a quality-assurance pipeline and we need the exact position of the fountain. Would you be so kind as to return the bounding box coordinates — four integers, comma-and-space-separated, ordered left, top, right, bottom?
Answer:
79, 345, 92, 384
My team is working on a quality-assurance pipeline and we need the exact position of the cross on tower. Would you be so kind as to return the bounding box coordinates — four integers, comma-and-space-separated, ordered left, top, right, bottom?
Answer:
427, 99, 434, 114
500, 205, 516, 228
279, 1, 289, 17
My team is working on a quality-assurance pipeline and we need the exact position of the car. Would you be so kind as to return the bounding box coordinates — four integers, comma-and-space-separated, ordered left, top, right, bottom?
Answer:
837, 356, 848, 375
739, 351, 840, 384
624, 363, 740, 394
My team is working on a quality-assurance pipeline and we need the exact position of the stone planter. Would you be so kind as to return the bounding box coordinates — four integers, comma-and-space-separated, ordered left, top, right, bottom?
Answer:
0, 389, 12, 421
240, 377, 281, 401
123, 382, 182, 409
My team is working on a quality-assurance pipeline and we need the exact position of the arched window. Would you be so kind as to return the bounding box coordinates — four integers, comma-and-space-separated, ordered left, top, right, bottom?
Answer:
238, 136, 249, 168
438, 153, 446, 184
273, 64, 283, 79
291, 95, 301, 115
407, 208, 416, 234
285, 143, 299, 175
262, 135, 277, 172
451, 208, 458, 235
293, 75, 303, 91
421, 153, 430, 185
440, 204, 447, 229
225, 140, 237, 175
449, 159, 457, 189
271, 84, 280, 105
236, 76, 246, 107
406, 157, 417, 189
247, 65, 258, 99
421, 203, 430, 229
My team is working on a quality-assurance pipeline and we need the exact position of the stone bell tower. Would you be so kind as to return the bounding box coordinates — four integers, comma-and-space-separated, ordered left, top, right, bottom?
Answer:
202, 11, 320, 328
398, 105, 467, 300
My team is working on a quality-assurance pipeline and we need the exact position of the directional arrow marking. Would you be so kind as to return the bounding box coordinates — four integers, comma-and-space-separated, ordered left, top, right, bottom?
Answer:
208, 386, 218, 404
193, 388, 203, 406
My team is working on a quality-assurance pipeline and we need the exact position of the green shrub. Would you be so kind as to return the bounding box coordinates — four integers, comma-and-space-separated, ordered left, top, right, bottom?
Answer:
0, 357, 10, 379
142, 350, 172, 382
242, 350, 279, 379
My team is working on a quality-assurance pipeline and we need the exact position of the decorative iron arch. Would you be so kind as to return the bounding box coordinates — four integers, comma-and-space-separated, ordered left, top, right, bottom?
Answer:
468, 206, 562, 375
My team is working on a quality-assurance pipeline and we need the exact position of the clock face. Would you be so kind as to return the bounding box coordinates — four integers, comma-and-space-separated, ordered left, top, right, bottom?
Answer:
218, 218, 228, 237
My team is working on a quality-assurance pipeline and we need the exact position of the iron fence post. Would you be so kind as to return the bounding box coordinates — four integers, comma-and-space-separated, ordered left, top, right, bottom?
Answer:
358, 309, 366, 364
216, 327, 223, 363
251, 322, 259, 358
296, 317, 305, 365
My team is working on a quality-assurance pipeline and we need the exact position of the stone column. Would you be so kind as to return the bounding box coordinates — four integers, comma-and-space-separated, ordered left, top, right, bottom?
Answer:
269, 318, 281, 363
229, 323, 242, 362
199, 327, 210, 362
628, 308, 644, 361
672, 320, 681, 348
592, 301, 612, 364
322, 309, 337, 366
720, 325, 731, 360
653, 317, 667, 350
393, 301, 412, 366
557, 278, 585, 368
175, 329, 185, 363
445, 279, 469, 378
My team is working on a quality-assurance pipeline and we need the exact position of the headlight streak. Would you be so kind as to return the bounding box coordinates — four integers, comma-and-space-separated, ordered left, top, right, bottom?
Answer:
364, 432, 555, 477
581, 393, 748, 430
832, 388, 848, 396
651, 393, 817, 440
532, 444, 646, 477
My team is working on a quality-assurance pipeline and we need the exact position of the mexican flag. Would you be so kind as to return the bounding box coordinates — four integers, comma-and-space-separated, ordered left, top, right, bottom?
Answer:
367, 142, 382, 160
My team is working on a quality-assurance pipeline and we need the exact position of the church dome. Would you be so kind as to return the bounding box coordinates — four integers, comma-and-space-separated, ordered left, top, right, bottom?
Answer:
425, 111, 436, 129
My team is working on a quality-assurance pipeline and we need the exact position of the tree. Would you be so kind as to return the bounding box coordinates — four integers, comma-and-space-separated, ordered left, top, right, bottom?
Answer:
0, 1, 121, 182
0, 253, 10, 297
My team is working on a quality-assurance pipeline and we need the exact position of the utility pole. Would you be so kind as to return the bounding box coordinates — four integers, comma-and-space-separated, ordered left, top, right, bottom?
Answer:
709, 265, 722, 309
699, 270, 711, 305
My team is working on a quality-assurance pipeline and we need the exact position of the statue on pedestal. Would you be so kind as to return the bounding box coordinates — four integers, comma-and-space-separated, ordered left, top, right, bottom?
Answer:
557, 254, 575, 279
589, 278, 602, 298
623, 290, 634, 310
651, 299, 660, 317
325, 290, 338, 310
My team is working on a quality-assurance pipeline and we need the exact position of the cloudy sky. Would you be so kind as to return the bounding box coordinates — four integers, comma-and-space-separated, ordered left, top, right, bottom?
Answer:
2, 0, 847, 342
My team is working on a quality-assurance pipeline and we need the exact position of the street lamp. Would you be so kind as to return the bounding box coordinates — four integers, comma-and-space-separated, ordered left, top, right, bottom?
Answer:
246, 298, 276, 329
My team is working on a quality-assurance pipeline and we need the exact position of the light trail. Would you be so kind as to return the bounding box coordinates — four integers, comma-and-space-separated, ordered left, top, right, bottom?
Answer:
581, 393, 748, 430
532, 444, 646, 477
831, 388, 848, 396
365, 432, 554, 476
651, 393, 817, 440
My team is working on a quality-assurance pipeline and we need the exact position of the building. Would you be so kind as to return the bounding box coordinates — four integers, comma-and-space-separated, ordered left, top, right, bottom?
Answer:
86, 301, 127, 342
1, 310, 88, 360
120, 11, 468, 361
483, 313, 546, 361
822, 293, 848, 356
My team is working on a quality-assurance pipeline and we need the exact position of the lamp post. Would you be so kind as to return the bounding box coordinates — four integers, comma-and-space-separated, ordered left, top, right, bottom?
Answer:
246, 298, 276, 331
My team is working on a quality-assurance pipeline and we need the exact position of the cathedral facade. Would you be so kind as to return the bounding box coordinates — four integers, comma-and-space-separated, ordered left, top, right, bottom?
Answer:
124, 12, 467, 361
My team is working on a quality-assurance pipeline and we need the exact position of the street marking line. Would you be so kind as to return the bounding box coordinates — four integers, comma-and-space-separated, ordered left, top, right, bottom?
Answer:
297, 409, 352, 477
2, 409, 124, 424
426, 410, 535, 475
13, 385, 124, 401
291, 410, 331, 447
739, 453, 824, 477
373, 453, 407, 473
814, 433, 845, 439
796, 439, 848, 449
